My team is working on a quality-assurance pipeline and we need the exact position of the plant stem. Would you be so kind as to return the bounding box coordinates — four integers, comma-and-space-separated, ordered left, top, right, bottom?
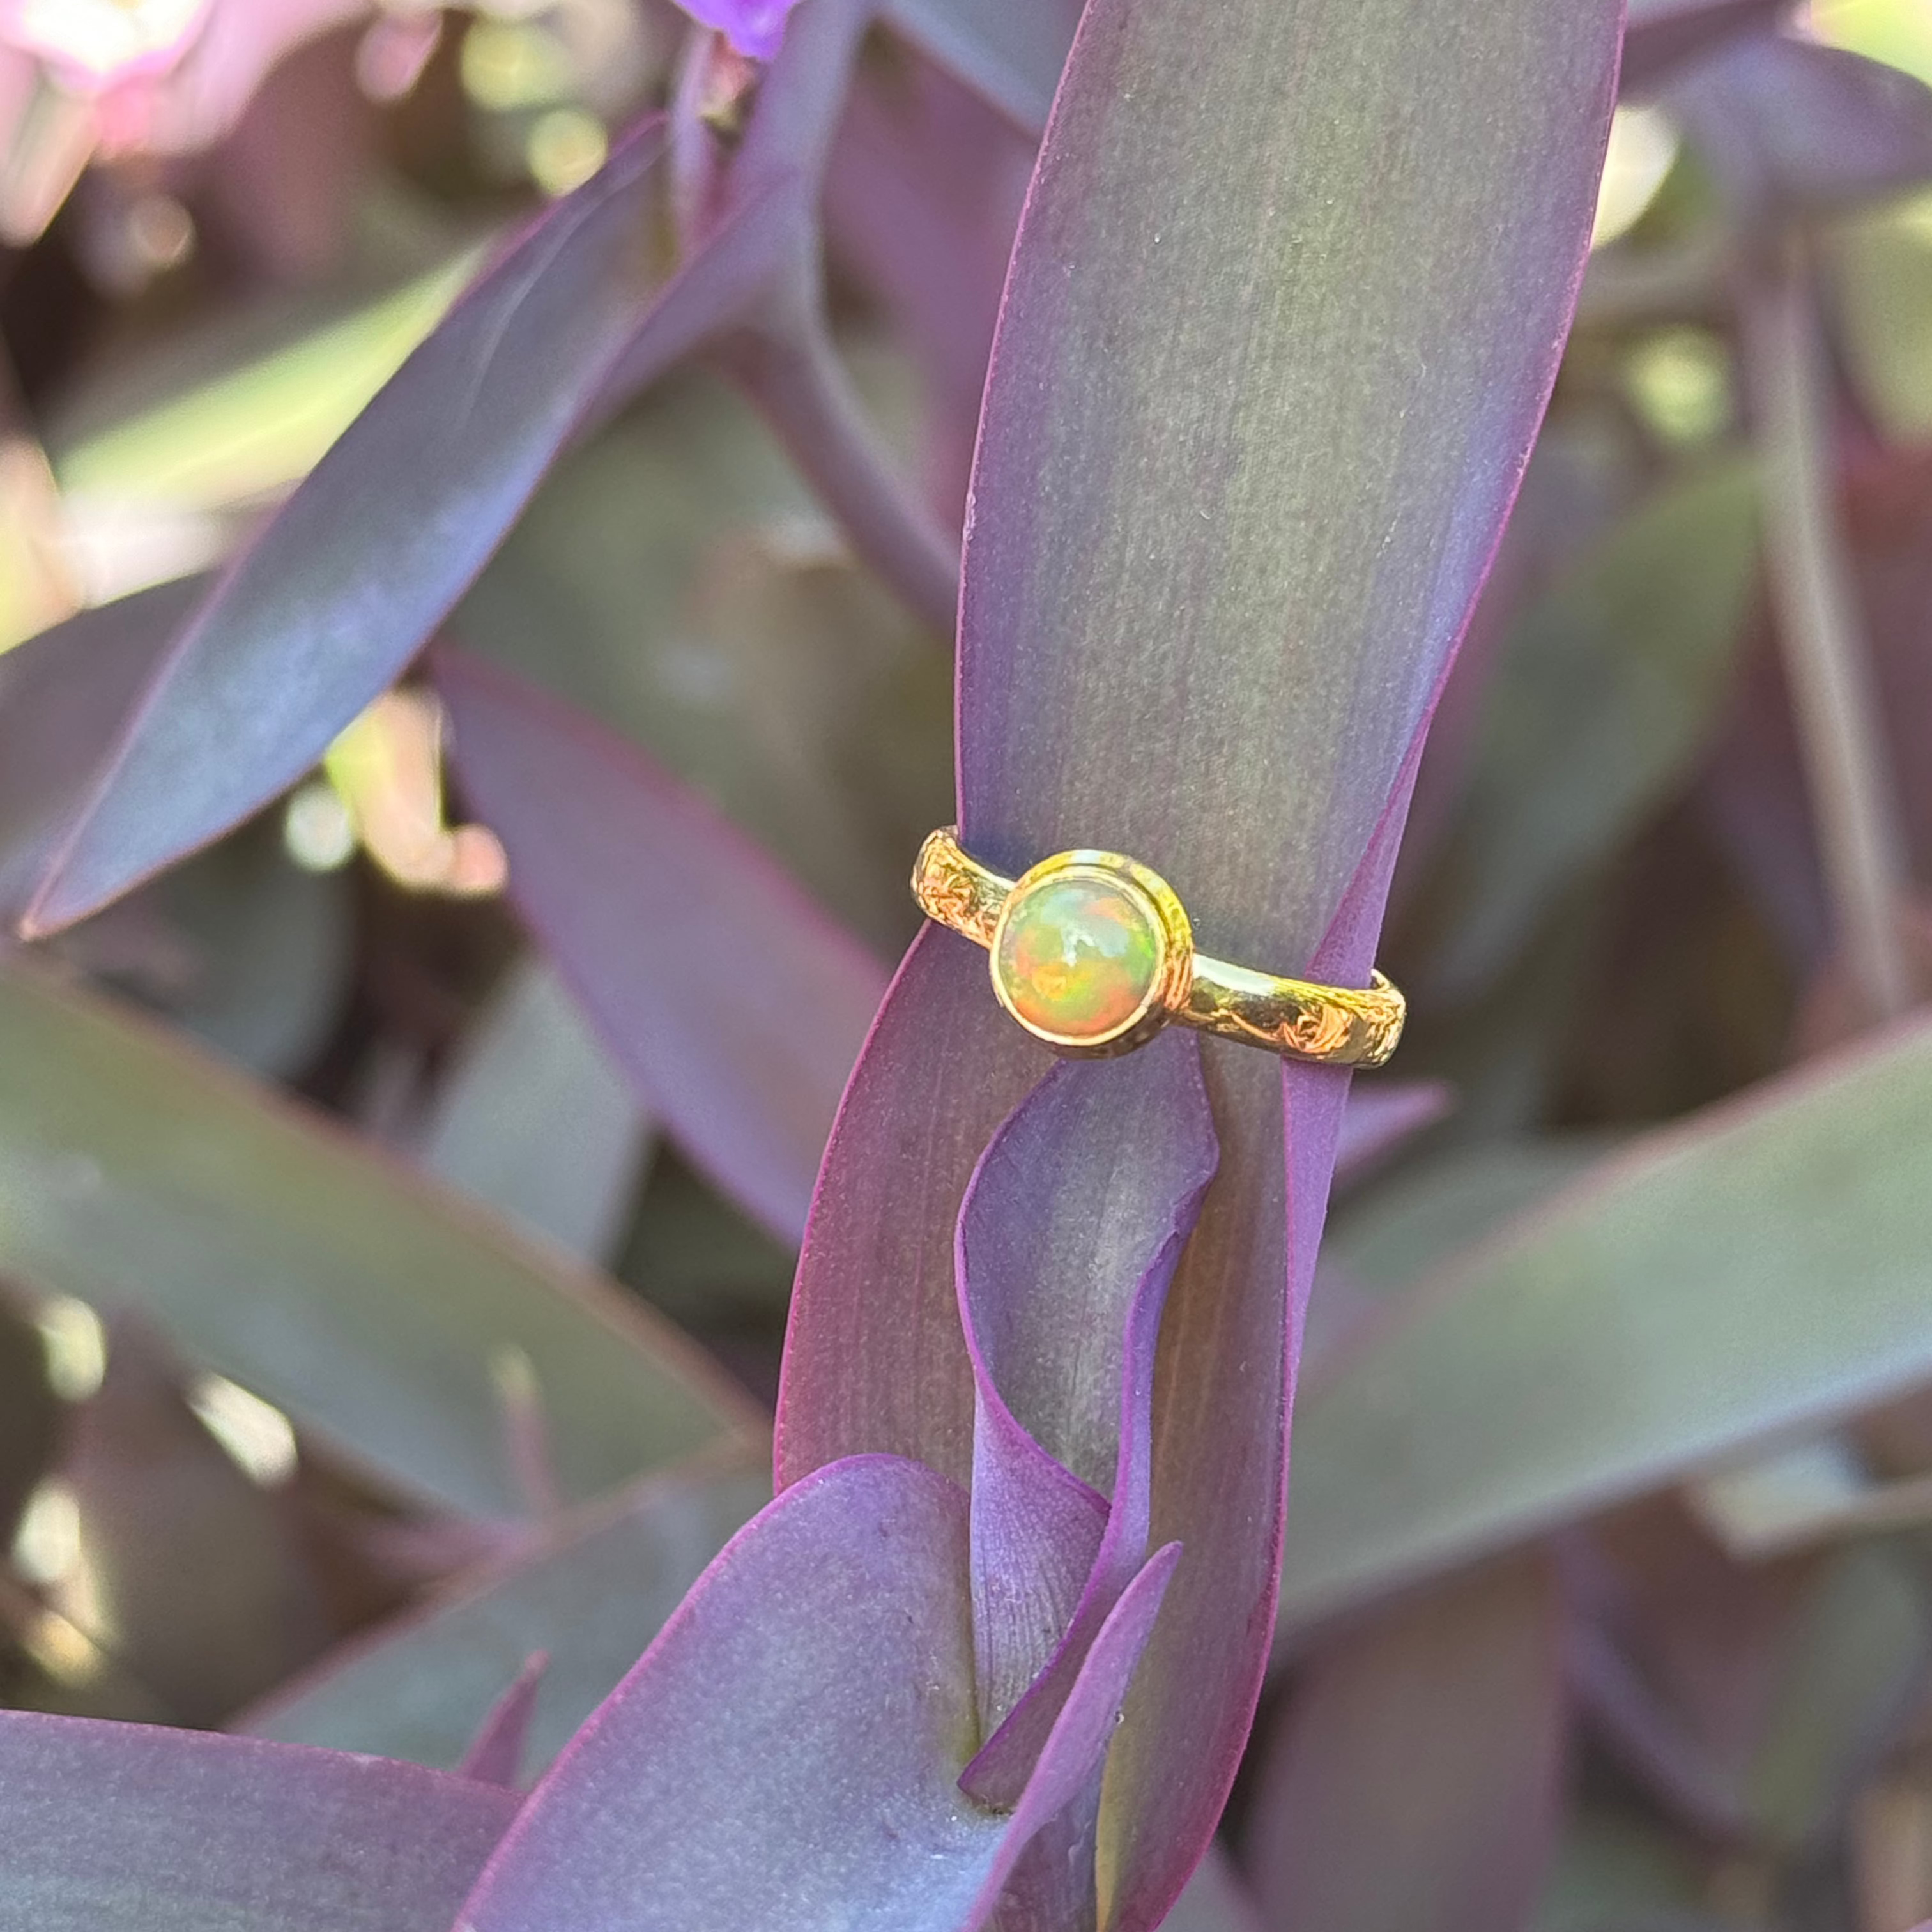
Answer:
735, 0, 880, 197
667, 0, 962, 634
1744, 243, 1914, 1023
1568, 1618, 1751, 1845
724, 303, 962, 634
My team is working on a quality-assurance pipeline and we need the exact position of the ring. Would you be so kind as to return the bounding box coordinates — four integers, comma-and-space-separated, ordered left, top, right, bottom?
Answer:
912, 828, 1405, 1066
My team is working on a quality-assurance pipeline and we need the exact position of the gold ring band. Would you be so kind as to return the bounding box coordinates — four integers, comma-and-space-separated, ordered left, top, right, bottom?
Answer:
912, 828, 1404, 1067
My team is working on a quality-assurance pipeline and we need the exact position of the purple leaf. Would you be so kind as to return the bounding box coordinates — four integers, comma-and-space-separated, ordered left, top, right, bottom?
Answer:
778, 0, 1621, 1919
1248, 1549, 1567, 1932
778, 928, 1032, 1485
1278, 1015, 1932, 1630
433, 645, 889, 1245
1332, 1080, 1454, 1189
1708, 450, 1932, 975
452, 1453, 1179, 1932
955, 1031, 1216, 1800
23, 123, 790, 937
0, 578, 200, 932
459, 1653, 549, 1789
675, 0, 802, 63
0, 1711, 517, 1929
1671, 34, 1932, 221
1620, 0, 1790, 98
824, 52, 1031, 521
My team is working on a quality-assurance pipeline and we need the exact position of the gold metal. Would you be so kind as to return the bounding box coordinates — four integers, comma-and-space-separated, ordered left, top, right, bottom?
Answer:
912, 827, 1406, 1067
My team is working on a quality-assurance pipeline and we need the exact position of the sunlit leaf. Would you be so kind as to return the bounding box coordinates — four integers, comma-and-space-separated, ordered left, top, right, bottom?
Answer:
0, 962, 759, 1517
1281, 1015, 1932, 1629
1814, 0, 1932, 89
50, 253, 475, 513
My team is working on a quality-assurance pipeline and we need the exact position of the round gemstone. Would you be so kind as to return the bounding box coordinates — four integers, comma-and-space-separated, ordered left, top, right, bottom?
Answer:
994, 873, 1164, 1043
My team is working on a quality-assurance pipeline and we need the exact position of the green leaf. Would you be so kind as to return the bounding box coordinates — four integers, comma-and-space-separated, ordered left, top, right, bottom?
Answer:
416, 958, 654, 1266
1530, 1810, 1709, 1932
245, 1464, 769, 1776
1281, 1016, 1932, 1629
1743, 1544, 1930, 1849
1833, 187, 1932, 441
457, 369, 951, 957
0, 964, 760, 1518
1323, 1138, 1614, 1297
49, 253, 475, 512
134, 813, 354, 1080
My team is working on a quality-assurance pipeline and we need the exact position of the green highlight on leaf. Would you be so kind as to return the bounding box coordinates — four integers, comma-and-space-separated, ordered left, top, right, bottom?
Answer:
52, 253, 478, 512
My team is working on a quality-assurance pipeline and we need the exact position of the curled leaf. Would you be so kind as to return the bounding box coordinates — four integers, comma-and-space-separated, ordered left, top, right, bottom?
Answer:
956, 1031, 1216, 1803
452, 1453, 1179, 1932
781, 1, 1621, 1920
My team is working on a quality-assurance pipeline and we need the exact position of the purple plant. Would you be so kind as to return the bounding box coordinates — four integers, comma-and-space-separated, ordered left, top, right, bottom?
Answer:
6, 0, 1932, 1928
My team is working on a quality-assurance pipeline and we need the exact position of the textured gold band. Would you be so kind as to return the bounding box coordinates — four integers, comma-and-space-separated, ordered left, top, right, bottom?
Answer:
912, 827, 1404, 1067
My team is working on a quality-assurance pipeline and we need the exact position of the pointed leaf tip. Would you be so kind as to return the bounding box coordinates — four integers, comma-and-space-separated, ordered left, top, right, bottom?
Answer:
452, 1455, 1177, 1932
434, 645, 889, 1245
25, 119, 795, 937
459, 1653, 550, 1789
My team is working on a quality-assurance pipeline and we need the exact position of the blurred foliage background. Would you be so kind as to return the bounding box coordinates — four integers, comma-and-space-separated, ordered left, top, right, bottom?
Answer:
10, 2, 1932, 1929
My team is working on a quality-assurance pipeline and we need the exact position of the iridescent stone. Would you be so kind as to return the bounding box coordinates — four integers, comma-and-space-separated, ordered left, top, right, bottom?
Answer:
993, 873, 1163, 1043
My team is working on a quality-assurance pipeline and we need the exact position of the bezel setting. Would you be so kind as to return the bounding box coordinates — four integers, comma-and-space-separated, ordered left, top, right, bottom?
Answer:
986, 848, 1195, 1056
